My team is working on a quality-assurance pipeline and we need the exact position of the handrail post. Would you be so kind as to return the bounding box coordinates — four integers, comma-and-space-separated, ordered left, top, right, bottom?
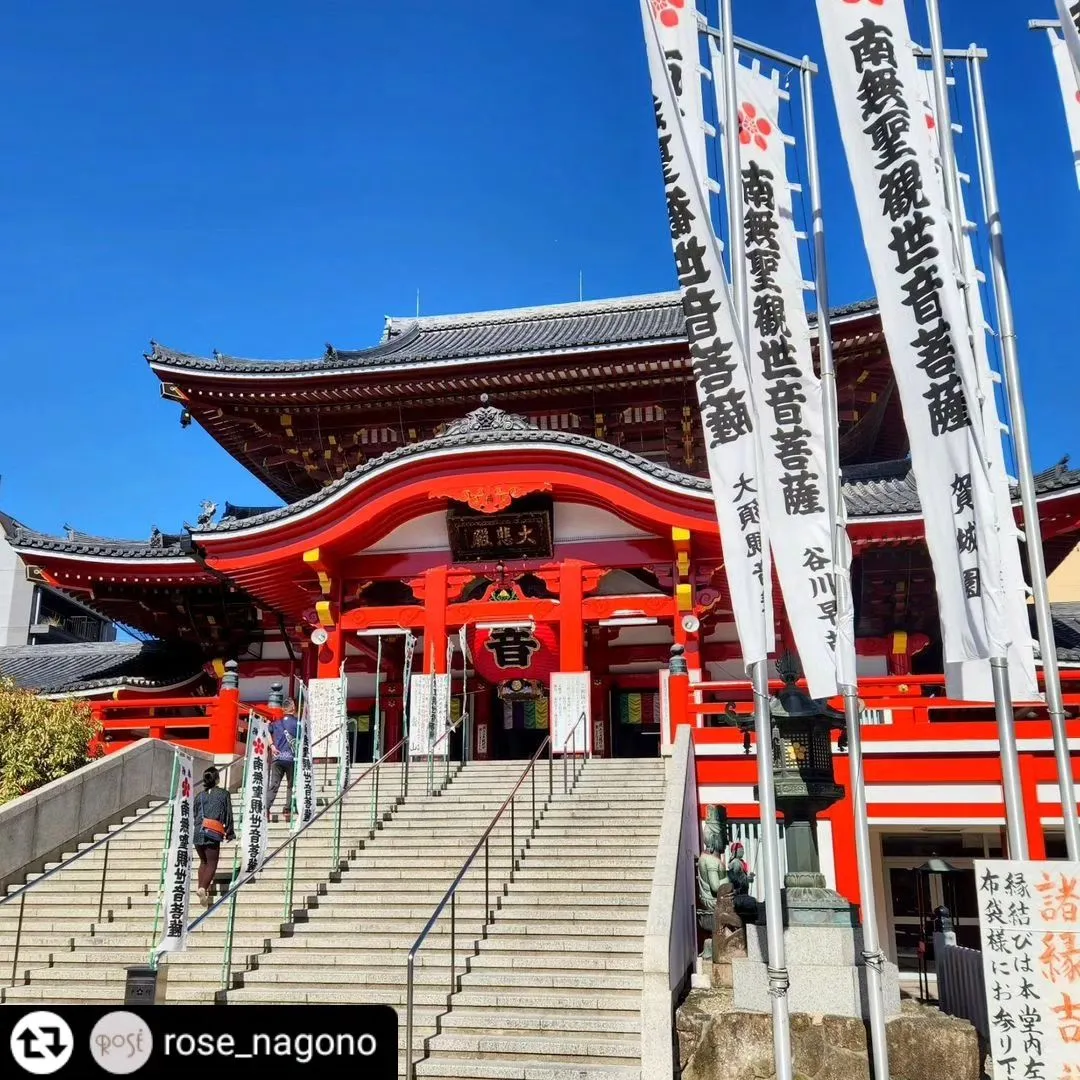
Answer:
485, 838, 490, 925
450, 892, 457, 997
510, 796, 516, 881
531, 763, 536, 831
10, 893, 25, 987
406, 954, 415, 1080
96, 839, 111, 922
548, 736, 553, 799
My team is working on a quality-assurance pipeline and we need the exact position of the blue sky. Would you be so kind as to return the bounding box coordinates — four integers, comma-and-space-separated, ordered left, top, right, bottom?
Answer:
0, 1, 1075, 541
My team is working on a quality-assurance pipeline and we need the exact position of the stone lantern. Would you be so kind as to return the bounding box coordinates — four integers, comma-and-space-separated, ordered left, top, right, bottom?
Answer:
724, 652, 856, 927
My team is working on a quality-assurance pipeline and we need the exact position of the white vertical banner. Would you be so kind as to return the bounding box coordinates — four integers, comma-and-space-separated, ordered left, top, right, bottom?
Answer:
239, 718, 269, 876
291, 713, 315, 829
551, 672, 591, 754
432, 673, 451, 759
153, 753, 194, 958
1055, 0, 1080, 78
408, 674, 434, 757
725, 59, 841, 698
914, 69, 1039, 703
641, 0, 775, 670
651, 0, 709, 205
817, 0, 1009, 672
1050, 31, 1080, 192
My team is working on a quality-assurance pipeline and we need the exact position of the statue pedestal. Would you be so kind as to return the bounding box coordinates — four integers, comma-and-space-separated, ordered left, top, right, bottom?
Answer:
732, 922, 901, 1020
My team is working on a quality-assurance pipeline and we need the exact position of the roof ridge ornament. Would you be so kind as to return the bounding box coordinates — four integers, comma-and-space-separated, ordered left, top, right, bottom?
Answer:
441, 401, 537, 437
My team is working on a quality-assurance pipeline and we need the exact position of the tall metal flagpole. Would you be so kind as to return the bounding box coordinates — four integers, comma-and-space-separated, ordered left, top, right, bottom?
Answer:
719, 3, 793, 1077
968, 49, 1080, 860
801, 61, 891, 1080
924, 0, 1028, 858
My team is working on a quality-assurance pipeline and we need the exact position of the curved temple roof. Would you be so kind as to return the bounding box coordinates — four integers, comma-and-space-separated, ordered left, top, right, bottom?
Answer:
147, 293, 881, 376
9, 409, 1078, 559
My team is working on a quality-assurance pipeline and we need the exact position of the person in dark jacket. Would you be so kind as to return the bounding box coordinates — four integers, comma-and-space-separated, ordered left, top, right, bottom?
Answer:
266, 699, 299, 821
193, 766, 234, 906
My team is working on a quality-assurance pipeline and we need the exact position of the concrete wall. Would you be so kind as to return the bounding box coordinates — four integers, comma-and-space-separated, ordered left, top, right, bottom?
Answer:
0, 530, 35, 647
1049, 540, 1080, 603
0, 738, 215, 894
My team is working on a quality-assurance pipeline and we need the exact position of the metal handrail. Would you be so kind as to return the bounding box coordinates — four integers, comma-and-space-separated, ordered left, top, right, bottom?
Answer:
2, 743, 249, 988
404, 735, 554, 1080
561, 710, 589, 795
186, 734, 409, 989
426, 712, 468, 796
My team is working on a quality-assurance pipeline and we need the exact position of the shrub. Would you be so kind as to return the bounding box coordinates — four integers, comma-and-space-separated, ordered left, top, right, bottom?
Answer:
0, 678, 103, 803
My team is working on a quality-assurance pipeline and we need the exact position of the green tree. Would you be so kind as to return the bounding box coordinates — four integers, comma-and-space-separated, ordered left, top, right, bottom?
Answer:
0, 678, 103, 804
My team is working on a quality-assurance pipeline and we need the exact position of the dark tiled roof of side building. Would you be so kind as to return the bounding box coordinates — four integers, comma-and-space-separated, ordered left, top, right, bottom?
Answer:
0, 641, 205, 694
146, 294, 881, 374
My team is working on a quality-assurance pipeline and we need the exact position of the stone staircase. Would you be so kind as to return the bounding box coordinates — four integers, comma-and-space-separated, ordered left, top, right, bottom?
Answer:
415, 758, 666, 1080
1, 755, 671, 1080
0, 764, 408, 1004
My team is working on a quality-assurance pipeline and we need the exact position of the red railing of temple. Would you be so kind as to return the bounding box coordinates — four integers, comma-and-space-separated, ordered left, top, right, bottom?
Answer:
88, 684, 244, 757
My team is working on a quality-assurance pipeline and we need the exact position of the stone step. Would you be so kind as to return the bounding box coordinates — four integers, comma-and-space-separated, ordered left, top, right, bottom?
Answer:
439, 1008, 640, 1034
415, 1056, 640, 1079
456, 969, 643, 991
424, 1031, 639, 1061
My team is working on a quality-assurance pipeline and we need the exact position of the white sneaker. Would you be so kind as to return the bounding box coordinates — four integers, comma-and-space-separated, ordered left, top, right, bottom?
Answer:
196, 887, 208, 905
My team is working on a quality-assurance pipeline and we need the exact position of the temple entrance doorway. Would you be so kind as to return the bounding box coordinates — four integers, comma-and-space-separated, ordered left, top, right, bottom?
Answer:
489, 681, 549, 760
610, 685, 662, 758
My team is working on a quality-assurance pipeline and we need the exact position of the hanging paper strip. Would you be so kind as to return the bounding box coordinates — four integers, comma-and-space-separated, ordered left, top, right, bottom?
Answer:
817, 0, 1009, 671
914, 70, 1039, 703
716, 56, 840, 698
640, 0, 775, 670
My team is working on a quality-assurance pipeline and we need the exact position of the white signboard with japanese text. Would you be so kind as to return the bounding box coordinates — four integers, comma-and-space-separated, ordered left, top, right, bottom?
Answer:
551, 672, 591, 755
408, 673, 450, 758
306, 677, 346, 759
975, 859, 1080, 1079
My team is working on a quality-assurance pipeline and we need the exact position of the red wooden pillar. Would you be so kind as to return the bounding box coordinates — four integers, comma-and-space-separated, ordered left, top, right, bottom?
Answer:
425, 566, 449, 676
560, 560, 585, 671
1019, 753, 1046, 860
829, 755, 862, 909
667, 649, 691, 741
384, 683, 403, 760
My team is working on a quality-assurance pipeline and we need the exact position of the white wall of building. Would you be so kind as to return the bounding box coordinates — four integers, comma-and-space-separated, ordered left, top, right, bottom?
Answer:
0, 530, 35, 646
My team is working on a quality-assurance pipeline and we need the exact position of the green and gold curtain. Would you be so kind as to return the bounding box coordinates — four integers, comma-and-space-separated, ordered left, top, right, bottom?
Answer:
502, 697, 550, 730
616, 691, 661, 726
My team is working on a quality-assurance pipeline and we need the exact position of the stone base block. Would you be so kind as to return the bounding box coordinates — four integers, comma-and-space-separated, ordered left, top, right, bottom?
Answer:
734, 925, 900, 1019
677, 992, 983, 1080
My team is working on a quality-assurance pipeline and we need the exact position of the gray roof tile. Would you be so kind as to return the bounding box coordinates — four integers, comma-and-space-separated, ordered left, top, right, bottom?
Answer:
10, 416, 1080, 555
147, 294, 881, 375
0, 641, 204, 694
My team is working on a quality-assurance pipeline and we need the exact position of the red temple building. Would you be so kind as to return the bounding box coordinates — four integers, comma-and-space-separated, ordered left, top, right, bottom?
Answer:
3, 290, 1080, 969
